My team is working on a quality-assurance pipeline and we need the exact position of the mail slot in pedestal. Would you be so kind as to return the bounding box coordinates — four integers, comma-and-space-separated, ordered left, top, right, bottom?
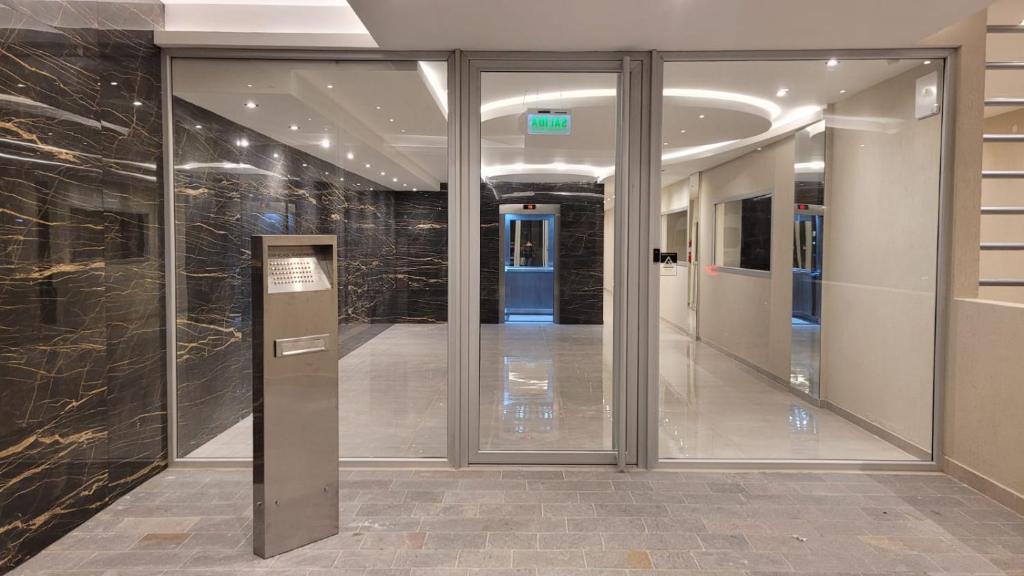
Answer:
251, 235, 339, 559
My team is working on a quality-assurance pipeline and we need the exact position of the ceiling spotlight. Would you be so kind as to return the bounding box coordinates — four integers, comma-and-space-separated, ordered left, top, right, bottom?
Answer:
302, 163, 307, 167
380, 171, 386, 176
110, 81, 118, 86
346, 152, 354, 160
826, 58, 839, 68
320, 138, 331, 149
365, 163, 371, 168
392, 177, 398, 182
236, 137, 249, 148
923, 60, 932, 65
327, 84, 334, 89
132, 100, 142, 107
339, 177, 345, 181
840, 89, 847, 94
194, 124, 202, 129
402, 183, 407, 187
289, 124, 299, 131
247, 83, 253, 88
388, 118, 395, 123
776, 87, 789, 97
273, 152, 279, 158
412, 188, 417, 191
679, 129, 687, 134
663, 142, 669, 146
698, 114, 705, 119
375, 105, 382, 110
244, 100, 258, 109
400, 129, 406, 133
324, 171, 329, 175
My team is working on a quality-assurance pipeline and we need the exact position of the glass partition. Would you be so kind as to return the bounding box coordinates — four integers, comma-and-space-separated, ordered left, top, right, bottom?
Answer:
171, 58, 449, 459
658, 58, 943, 461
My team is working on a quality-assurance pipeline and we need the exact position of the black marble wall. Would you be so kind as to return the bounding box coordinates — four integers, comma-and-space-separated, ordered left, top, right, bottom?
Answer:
0, 1, 165, 572
172, 97, 447, 456
480, 181, 605, 324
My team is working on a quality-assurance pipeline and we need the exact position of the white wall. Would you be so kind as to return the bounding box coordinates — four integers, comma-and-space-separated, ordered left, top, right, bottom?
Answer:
659, 178, 690, 332
821, 64, 943, 453
697, 138, 794, 380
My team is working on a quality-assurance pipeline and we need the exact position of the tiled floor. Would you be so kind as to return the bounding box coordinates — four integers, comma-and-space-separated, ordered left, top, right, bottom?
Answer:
191, 318, 914, 461
13, 467, 1024, 575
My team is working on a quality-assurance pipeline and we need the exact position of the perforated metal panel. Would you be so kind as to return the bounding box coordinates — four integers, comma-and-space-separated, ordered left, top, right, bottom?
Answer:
266, 246, 331, 293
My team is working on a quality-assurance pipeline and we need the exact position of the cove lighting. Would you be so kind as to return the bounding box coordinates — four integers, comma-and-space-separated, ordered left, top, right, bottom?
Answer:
481, 162, 615, 181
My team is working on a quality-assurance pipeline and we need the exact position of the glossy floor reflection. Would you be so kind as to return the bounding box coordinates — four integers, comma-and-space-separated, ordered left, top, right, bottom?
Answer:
188, 324, 448, 459
659, 320, 915, 460
190, 318, 913, 461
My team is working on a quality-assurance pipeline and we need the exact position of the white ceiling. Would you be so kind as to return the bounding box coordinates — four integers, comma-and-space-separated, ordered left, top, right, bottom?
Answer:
348, 0, 991, 51
172, 56, 939, 191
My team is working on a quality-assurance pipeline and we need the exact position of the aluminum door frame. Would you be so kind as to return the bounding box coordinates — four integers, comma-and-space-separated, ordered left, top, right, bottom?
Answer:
460, 52, 651, 466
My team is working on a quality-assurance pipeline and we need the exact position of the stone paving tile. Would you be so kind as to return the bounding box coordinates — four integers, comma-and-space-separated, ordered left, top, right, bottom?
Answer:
9, 467, 1024, 576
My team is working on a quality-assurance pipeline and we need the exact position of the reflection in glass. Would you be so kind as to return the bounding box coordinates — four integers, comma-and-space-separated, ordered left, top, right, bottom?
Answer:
714, 194, 772, 271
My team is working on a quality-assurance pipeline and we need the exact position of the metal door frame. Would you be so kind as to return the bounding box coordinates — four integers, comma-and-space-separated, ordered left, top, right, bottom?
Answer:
459, 52, 651, 466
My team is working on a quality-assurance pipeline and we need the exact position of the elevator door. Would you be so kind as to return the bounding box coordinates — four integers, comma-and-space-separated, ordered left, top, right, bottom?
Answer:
501, 206, 558, 323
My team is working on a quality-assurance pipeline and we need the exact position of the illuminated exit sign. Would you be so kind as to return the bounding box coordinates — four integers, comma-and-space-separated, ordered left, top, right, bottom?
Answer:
527, 110, 571, 135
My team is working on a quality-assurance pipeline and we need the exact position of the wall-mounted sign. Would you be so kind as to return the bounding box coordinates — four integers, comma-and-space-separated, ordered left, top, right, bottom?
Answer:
527, 110, 572, 135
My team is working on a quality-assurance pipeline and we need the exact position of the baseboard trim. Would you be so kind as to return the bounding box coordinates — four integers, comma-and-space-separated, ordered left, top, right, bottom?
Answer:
821, 400, 931, 461
697, 336, 822, 407
944, 457, 1024, 516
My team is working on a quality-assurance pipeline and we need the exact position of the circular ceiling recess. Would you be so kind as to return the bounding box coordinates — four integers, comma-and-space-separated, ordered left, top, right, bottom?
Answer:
661, 105, 772, 149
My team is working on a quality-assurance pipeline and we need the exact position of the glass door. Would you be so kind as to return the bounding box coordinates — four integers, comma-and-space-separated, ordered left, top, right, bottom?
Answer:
467, 57, 639, 465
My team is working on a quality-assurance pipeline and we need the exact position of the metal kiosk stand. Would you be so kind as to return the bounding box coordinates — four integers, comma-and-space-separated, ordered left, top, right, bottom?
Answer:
251, 235, 339, 558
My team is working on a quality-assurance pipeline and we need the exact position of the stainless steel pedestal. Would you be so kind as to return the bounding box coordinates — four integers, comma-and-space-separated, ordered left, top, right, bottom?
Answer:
251, 235, 339, 558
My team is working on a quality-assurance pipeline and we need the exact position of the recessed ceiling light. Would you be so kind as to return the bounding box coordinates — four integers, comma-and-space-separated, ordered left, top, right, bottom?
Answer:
402, 183, 407, 187
365, 163, 371, 168
392, 177, 398, 182
302, 163, 307, 167
327, 84, 334, 89
273, 152, 279, 158
247, 84, 253, 88
923, 60, 932, 65
412, 188, 417, 191
388, 118, 395, 123
109, 81, 118, 86
839, 89, 847, 94
663, 142, 669, 146
375, 105, 382, 110
320, 138, 330, 149
244, 100, 258, 109
357, 183, 361, 186
324, 171, 329, 175
340, 177, 345, 181
776, 87, 789, 97
679, 129, 687, 134
346, 152, 354, 160
236, 137, 249, 148
132, 100, 142, 107
380, 171, 386, 176
194, 124, 202, 129
289, 124, 299, 131
400, 129, 406, 133
698, 114, 705, 119
826, 58, 839, 68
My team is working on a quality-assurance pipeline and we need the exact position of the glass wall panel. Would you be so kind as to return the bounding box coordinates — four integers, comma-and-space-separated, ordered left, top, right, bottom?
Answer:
172, 58, 449, 459
658, 58, 942, 461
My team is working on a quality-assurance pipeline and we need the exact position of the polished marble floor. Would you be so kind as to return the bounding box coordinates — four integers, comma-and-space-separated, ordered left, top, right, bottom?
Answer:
13, 467, 1024, 575
190, 317, 913, 461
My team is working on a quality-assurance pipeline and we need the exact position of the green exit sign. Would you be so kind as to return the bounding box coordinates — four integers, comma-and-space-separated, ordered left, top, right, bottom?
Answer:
527, 111, 571, 135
